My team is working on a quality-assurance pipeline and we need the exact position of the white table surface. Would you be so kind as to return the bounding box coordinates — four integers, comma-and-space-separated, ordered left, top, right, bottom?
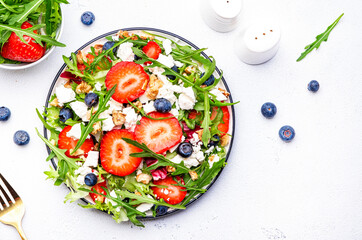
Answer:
1, 0, 362, 239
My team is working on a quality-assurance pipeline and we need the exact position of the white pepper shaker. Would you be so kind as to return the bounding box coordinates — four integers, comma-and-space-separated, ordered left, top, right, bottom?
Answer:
201, 0, 243, 33
235, 22, 281, 64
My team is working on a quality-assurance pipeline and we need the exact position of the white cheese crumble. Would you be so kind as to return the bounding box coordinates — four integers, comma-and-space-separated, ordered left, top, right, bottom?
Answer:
143, 101, 156, 114
190, 132, 200, 146
117, 42, 135, 61
106, 98, 124, 114
105, 190, 118, 206
75, 166, 92, 185
112, 35, 120, 42
66, 123, 89, 140
157, 85, 177, 104
170, 108, 179, 117
83, 151, 99, 168
178, 87, 196, 110
205, 146, 215, 155
157, 54, 175, 68
70, 101, 89, 121
55, 85, 76, 106
163, 39, 172, 55
170, 142, 205, 168
94, 82, 102, 91
99, 112, 115, 132
136, 195, 154, 212
210, 88, 228, 101
208, 154, 220, 168
139, 94, 152, 104
122, 107, 141, 132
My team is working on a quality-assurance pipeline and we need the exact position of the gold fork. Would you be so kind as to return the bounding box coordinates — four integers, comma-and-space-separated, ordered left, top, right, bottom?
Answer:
0, 173, 28, 240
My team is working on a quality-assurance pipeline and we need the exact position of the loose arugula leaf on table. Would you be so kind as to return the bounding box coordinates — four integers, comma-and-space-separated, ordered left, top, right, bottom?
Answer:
71, 85, 116, 154
297, 13, 344, 62
0, 23, 65, 46
36, 128, 79, 186
122, 138, 190, 175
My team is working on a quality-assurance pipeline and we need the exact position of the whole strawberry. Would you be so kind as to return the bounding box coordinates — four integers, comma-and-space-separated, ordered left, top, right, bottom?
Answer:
1, 22, 45, 63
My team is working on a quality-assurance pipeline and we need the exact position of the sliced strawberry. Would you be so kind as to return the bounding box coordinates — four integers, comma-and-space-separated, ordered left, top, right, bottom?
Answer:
188, 110, 201, 120
211, 106, 230, 135
90, 180, 107, 203
58, 126, 94, 158
134, 112, 183, 154
1, 22, 45, 63
105, 61, 149, 103
100, 129, 142, 176
142, 41, 161, 64
151, 176, 187, 205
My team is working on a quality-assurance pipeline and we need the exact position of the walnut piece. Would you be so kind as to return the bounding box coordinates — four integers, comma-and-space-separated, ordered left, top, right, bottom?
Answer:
112, 110, 126, 126
134, 100, 142, 113
218, 88, 230, 97
76, 50, 85, 64
220, 135, 230, 147
184, 65, 196, 74
50, 98, 61, 107
145, 74, 164, 100
136, 173, 153, 184
196, 129, 203, 141
64, 80, 73, 89
70, 148, 85, 157
91, 122, 101, 135
93, 44, 103, 54
118, 30, 130, 38
76, 81, 92, 94
166, 166, 176, 173
189, 171, 198, 181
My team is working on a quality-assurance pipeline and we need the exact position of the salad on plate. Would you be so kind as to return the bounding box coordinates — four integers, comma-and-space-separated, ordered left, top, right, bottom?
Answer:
37, 29, 237, 227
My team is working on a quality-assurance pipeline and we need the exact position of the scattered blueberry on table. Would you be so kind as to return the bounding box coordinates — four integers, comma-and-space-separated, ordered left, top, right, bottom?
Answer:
308, 80, 320, 92
81, 11, 95, 25
154, 98, 172, 113
155, 205, 169, 216
59, 108, 74, 123
208, 134, 220, 148
200, 72, 215, 86
84, 173, 98, 187
85, 93, 99, 107
166, 66, 179, 80
177, 142, 193, 158
13, 130, 30, 145
279, 125, 295, 142
0, 106, 11, 121
261, 102, 277, 119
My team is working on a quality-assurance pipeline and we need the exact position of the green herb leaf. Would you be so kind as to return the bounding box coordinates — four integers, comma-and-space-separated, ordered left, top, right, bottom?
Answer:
8, 0, 44, 25
297, 13, 344, 62
201, 92, 211, 147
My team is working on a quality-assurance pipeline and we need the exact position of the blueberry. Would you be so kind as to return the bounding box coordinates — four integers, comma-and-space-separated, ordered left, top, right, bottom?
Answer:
81, 11, 95, 25
59, 108, 73, 123
279, 125, 295, 142
154, 98, 172, 113
102, 41, 118, 56
261, 102, 277, 119
167, 66, 179, 80
0, 106, 11, 121
84, 173, 98, 187
13, 130, 30, 146
308, 80, 319, 92
177, 142, 193, 158
155, 205, 169, 216
200, 72, 215, 86
85, 93, 99, 107
207, 134, 220, 148
134, 54, 141, 61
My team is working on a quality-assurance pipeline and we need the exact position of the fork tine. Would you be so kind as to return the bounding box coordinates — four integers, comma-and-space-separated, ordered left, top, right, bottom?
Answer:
0, 174, 18, 206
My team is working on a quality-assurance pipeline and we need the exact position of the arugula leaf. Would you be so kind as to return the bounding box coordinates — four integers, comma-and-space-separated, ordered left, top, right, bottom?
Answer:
201, 92, 211, 147
81, 201, 129, 224
8, 0, 44, 25
71, 85, 116, 154
297, 13, 344, 62
36, 128, 80, 186
0, 23, 65, 46
122, 138, 190, 175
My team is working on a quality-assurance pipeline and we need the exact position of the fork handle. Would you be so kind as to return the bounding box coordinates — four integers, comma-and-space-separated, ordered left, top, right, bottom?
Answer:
14, 223, 28, 240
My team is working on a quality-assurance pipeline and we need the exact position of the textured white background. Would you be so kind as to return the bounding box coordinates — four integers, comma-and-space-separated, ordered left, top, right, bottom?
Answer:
1, 0, 362, 239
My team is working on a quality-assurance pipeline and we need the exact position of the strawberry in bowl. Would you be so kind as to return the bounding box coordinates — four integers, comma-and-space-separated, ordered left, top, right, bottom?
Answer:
37, 28, 237, 227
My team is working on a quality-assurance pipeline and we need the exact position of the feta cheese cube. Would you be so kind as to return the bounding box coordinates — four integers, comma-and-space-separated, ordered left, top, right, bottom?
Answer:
83, 151, 99, 168
163, 39, 173, 55
70, 101, 89, 121
117, 42, 135, 61
55, 85, 76, 106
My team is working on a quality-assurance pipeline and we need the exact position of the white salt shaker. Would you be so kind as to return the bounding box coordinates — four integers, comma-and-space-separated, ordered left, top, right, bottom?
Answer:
235, 22, 281, 64
201, 0, 243, 33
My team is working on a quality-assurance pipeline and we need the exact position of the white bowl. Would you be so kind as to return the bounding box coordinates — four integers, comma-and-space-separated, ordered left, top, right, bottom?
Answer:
0, 7, 64, 70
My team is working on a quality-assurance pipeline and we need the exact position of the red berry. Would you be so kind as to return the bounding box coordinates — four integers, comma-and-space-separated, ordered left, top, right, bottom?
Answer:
105, 61, 149, 103
58, 126, 94, 158
211, 106, 230, 135
1, 22, 45, 63
151, 176, 187, 205
134, 112, 183, 154
142, 41, 161, 64
89, 180, 107, 203
100, 129, 142, 176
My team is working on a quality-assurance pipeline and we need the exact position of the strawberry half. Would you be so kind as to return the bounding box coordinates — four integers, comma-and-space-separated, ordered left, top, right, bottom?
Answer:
90, 180, 107, 203
151, 176, 187, 205
1, 22, 45, 63
211, 106, 230, 135
105, 61, 149, 103
142, 41, 161, 64
58, 126, 94, 158
134, 112, 183, 154
100, 129, 142, 176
